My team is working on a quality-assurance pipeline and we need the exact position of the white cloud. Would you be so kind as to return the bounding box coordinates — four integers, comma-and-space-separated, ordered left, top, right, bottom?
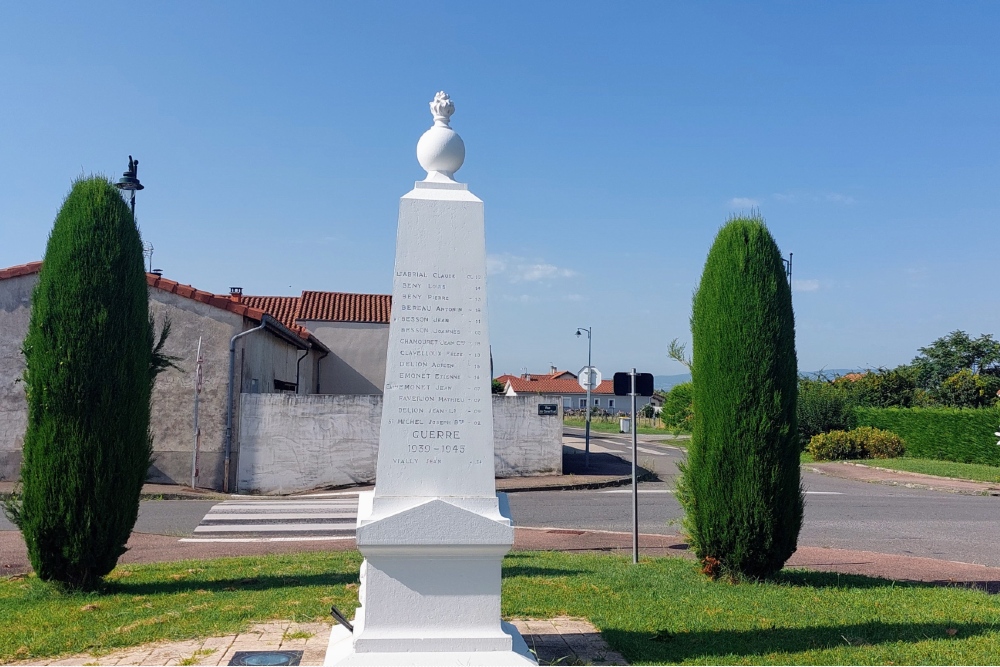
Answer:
824, 193, 856, 205
772, 192, 855, 205
487, 253, 577, 283
730, 197, 760, 209
792, 279, 820, 292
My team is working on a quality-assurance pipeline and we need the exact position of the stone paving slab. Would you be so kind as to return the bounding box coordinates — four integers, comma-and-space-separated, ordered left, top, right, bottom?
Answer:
10, 618, 623, 666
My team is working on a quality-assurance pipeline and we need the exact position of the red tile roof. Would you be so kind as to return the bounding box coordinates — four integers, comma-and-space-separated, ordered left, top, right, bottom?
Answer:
502, 375, 616, 395
1, 261, 388, 338
0, 261, 42, 280
242, 296, 301, 331
298, 291, 392, 323
0, 260, 319, 341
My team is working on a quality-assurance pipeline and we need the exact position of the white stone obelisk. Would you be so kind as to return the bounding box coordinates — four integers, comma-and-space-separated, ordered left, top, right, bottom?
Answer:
324, 93, 536, 666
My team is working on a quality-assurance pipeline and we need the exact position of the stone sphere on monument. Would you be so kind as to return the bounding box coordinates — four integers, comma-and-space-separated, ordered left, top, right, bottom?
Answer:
416, 91, 466, 182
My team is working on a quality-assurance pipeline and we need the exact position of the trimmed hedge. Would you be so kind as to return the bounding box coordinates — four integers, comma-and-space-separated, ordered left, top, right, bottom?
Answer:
854, 407, 1000, 466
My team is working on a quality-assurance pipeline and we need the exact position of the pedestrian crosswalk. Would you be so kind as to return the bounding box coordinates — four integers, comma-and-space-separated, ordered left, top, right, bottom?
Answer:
179, 493, 360, 543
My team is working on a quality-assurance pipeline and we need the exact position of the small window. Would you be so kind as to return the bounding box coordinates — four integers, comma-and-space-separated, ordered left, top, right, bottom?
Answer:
578, 398, 587, 408
274, 379, 297, 393
608, 399, 615, 409
593, 398, 600, 406
562, 397, 571, 409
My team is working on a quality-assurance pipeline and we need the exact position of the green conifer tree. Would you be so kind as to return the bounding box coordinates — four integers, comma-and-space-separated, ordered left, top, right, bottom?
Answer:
10, 176, 152, 590
677, 215, 803, 580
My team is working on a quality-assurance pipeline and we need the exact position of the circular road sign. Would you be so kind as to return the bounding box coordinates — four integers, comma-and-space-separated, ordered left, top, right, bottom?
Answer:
578, 366, 602, 391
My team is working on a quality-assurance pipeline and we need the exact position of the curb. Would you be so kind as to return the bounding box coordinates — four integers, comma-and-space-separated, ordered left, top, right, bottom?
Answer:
1, 472, 657, 503
803, 464, 1000, 497
500, 468, 657, 493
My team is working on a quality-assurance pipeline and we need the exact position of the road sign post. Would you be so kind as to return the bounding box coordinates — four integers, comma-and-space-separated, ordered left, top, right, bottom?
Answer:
630, 369, 638, 564
614, 370, 654, 565
578, 366, 602, 468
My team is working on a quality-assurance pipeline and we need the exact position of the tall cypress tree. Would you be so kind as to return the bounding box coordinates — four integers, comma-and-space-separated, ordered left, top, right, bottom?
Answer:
10, 176, 152, 590
678, 215, 803, 580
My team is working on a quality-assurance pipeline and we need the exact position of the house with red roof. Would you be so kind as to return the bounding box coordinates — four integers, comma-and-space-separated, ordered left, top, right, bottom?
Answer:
496, 367, 652, 413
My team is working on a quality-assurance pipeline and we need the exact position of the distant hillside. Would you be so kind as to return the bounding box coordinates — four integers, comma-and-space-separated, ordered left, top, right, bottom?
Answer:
654, 374, 691, 391
656, 369, 862, 392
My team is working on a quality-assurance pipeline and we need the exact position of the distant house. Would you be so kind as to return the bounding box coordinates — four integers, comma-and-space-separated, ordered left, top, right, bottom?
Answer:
496, 367, 652, 413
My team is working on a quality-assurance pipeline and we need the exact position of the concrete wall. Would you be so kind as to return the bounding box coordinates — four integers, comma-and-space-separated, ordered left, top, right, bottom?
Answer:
237, 394, 562, 495
0, 274, 34, 480
303, 321, 389, 395
491, 395, 563, 478
147, 290, 245, 489
237, 393, 381, 494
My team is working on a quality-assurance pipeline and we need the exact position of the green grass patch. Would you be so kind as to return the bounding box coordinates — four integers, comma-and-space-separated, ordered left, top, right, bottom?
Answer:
564, 417, 685, 435
850, 457, 1000, 484
503, 552, 1000, 665
4, 551, 1000, 664
0, 551, 363, 662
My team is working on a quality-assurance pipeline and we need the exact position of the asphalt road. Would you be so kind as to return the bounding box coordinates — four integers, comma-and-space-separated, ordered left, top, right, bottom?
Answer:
538, 429, 1000, 567
2, 429, 997, 567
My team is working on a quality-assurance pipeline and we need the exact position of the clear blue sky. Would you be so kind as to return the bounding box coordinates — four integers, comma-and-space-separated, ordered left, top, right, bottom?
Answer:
2, 2, 998, 378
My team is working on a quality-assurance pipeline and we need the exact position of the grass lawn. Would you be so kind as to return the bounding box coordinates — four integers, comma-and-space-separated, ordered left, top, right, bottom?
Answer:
838, 457, 1000, 485
4, 551, 1000, 665
564, 417, 686, 436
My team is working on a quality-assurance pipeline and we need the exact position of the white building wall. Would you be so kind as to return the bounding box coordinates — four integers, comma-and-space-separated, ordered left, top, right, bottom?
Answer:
302, 320, 390, 395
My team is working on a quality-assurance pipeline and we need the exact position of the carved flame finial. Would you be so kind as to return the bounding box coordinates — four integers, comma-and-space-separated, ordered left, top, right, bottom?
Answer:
429, 91, 455, 127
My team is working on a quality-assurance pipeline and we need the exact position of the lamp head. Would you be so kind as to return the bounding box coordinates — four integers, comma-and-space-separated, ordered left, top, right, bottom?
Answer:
576, 329, 582, 338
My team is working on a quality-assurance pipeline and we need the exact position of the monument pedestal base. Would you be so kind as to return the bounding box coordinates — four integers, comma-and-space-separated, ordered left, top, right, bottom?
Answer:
324, 492, 537, 666
324, 622, 536, 666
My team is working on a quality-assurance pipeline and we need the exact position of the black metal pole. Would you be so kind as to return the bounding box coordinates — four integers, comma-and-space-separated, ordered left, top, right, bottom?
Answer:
585, 331, 591, 468
631, 368, 638, 564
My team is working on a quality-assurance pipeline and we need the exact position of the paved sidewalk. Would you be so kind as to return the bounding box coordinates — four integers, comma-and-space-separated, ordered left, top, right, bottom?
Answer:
807, 461, 1000, 496
11, 617, 624, 666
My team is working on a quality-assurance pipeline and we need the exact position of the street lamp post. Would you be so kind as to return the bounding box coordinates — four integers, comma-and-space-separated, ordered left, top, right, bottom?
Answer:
114, 155, 144, 217
576, 327, 592, 468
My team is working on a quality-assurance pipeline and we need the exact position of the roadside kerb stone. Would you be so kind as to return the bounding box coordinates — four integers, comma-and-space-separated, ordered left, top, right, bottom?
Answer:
806, 461, 1000, 496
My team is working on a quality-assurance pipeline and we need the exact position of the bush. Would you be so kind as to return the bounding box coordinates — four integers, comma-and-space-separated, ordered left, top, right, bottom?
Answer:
807, 427, 905, 461
932, 369, 995, 408
797, 377, 854, 445
854, 406, 1000, 466
844, 367, 918, 408
661, 382, 693, 431
6, 177, 152, 590
678, 216, 802, 580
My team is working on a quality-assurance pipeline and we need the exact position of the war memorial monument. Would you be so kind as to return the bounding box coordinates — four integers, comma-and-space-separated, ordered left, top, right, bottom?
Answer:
323, 93, 537, 665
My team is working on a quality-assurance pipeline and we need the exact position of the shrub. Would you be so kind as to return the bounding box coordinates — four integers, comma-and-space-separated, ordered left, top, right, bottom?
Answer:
807, 427, 905, 461
933, 369, 994, 408
854, 406, 1000, 465
661, 382, 693, 431
797, 377, 854, 444
6, 177, 152, 590
845, 367, 918, 408
678, 215, 802, 580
